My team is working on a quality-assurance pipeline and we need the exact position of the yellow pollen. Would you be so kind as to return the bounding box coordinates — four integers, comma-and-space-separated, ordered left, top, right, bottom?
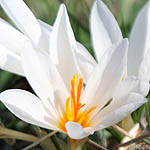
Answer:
58, 74, 98, 132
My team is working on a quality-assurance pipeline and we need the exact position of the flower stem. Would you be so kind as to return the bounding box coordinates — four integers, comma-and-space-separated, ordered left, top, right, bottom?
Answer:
68, 137, 88, 150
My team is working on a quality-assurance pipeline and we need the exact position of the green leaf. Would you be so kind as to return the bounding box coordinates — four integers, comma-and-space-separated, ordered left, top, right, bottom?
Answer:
145, 100, 150, 129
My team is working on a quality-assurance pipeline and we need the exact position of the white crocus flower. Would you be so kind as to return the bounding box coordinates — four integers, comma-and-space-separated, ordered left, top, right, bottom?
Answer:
0, 38, 146, 140
0, 2, 147, 139
77, 0, 150, 96
0, 0, 95, 80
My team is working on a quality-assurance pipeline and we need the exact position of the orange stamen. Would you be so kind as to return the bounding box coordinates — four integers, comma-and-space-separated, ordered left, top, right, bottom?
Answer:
58, 74, 98, 132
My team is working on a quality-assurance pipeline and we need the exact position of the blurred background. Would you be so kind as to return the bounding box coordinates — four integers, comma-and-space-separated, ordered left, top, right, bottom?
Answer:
0, 0, 149, 149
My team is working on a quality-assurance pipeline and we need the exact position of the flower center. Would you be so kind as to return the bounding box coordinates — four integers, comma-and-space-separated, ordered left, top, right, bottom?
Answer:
58, 74, 98, 132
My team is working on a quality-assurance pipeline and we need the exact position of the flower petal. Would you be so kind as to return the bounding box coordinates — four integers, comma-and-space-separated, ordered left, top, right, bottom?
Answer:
49, 4, 80, 90
0, 0, 41, 44
113, 76, 149, 99
0, 18, 26, 55
38, 19, 52, 32
40, 13, 96, 82
83, 39, 128, 110
136, 80, 149, 97
93, 93, 146, 130
65, 122, 94, 139
138, 49, 150, 82
74, 43, 97, 82
128, 1, 150, 78
0, 44, 23, 76
22, 41, 54, 101
116, 76, 149, 97
91, 77, 147, 129
90, 0, 122, 62
22, 40, 69, 109
38, 19, 96, 81
38, 19, 52, 52
0, 89, 57, 130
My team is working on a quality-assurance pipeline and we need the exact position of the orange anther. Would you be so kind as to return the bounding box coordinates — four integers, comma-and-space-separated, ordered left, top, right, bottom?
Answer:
58, 74, 98, 132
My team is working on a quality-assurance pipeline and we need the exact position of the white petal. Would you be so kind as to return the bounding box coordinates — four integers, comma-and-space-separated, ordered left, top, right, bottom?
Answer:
0, 18, 26, 55
94, 93, 146, 130
0, 0, 41, 44
0, 89, 57, 130
22, 41, 69, 108
65, 122, 94, 139
90, 0, 122, 62
96, 77, 147, 118
49, 4, 80, 90
38, 19, 52, 52
128, 1, 150, 78
74, 42, 97, 82
0, 44, 23, 76
39, 17, 95, 82
135, 80, 149, 97
114, 76, 141, 99
22, 41, 54, 101
38, 19, 52, 32
138, 49, 150, 82
83, 39, 128, 110
117, 76, 149, 97
38, 18, 96, 82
